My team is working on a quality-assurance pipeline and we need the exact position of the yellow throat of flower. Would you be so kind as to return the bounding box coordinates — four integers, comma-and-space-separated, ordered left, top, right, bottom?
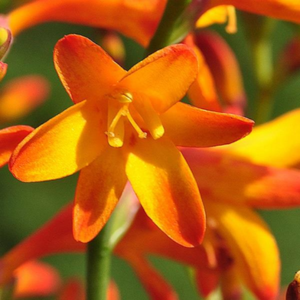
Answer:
106, 91, 164, 148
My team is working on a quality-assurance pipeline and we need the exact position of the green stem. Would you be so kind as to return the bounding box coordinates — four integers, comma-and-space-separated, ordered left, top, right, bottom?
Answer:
243, 13, 276, 124
146, 0, 193, 55
86, 220, 113, 300
252, 35, 275, 124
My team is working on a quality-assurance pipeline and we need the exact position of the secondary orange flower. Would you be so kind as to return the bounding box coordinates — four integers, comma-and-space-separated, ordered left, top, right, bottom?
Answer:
9, 34, 253, 246
4, 0, 300, 48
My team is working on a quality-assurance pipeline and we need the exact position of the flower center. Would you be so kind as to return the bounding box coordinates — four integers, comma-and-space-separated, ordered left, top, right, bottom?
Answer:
106, 92, 148, 147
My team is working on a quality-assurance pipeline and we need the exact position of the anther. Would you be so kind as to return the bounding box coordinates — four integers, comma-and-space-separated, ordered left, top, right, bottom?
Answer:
225, 6, 237, 34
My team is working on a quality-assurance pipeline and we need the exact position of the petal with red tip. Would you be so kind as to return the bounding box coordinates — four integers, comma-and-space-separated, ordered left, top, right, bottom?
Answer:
161, 102, 253, 147
0, 204, 84, 285
10, 100, 106, 182
225, 109, 300, 168
119, 44, 198, 113
54, 34, 126, 104
73, 146, 127, 243
124, 136, 205, 247
0, 125, 33, 167
8, 0, 165, 47
205, 201, 280, 300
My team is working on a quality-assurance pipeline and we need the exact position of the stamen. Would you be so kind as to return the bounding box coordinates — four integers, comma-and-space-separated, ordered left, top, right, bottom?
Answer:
225, 6, 237, 34
126, 111, 147, 139
107, 105, 128, 135
106, 93, 147, 142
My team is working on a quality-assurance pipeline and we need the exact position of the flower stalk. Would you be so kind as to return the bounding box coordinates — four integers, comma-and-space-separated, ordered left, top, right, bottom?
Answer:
87, 219, 113, 300
242, 13, 276, 124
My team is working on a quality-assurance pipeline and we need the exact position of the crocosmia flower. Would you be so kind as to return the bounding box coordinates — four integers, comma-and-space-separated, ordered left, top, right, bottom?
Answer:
9, 34, 253, 246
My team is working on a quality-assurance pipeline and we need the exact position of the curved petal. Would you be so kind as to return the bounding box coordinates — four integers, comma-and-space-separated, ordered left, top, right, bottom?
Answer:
224, 109, 300, 168
207, 0, 300, 25
161, 102, 254, 147
0, 125, 33, 167
205, 201, 280, 300
9, 0, 165, 46
10, 100, 106, 182
73, 146, 127, 242
54, 34, 126, 104
119, 44, 198, 113
124, 136, 205, 247
182, 148, 300, 209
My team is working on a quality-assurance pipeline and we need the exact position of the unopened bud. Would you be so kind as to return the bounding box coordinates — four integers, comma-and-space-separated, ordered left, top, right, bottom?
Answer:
286, 271, 300, 300
0, 28, 12, 60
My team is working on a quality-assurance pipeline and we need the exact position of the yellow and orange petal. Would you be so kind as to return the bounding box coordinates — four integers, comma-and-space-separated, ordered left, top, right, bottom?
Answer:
224, 109, 300, 168
54, 34, 126, 104
205, 201, 280, 300
9, 100, 107, 181
161, 102, 253, 148
0, 125, 33, 167
124, 136, 205, 247
182, 147, 300, 209
196, 5, 237, 34
119, 43, 198, 114
73, 146, 127, 242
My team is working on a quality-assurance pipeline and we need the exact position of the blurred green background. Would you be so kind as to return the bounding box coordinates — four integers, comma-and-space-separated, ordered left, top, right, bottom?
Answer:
1, 9, 300, 300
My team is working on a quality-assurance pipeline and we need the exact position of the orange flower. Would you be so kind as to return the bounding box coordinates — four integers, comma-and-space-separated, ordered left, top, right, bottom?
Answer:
3, 112, 300, 299
9, 34, 253, 246
5, 0, 300, 47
